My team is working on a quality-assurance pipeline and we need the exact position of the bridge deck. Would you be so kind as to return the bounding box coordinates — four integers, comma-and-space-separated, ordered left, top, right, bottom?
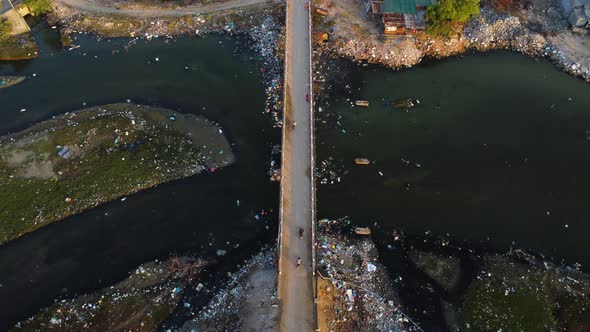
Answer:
277, 0, 315, 329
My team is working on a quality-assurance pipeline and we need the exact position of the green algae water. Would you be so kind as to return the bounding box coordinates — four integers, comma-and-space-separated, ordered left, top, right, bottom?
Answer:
0, 25, 279, 329
318, 52, 590, 268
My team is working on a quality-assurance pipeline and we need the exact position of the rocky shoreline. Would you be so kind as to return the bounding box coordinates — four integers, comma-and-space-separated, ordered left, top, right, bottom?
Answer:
313, 0, 590, 82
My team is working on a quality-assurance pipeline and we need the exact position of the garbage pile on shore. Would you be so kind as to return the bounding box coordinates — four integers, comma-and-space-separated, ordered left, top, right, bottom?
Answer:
180, 247, 277, 331
50, 1, 284, 38
248, 16, 285, 128
316, 218, 421, 331
12, 257, 207, 331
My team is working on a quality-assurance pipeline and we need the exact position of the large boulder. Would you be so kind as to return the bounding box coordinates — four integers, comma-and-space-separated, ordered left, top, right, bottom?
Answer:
568, 7, 588, 28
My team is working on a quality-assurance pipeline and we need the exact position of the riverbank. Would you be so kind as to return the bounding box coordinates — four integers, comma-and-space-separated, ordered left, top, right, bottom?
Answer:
316, 218, 421, 331
48, 0, 283, 38
316, 218, 590, 330
0, 103, 235, 244
46, 2, 287, 128
0, 35, 38, 60
10, 247, 277, 331
11, 255, 209, 331
179, 247, 278, 331
312, 0, 590, 82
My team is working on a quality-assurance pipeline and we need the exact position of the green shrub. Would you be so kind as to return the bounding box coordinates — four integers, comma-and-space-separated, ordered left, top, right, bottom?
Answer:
0, 19, 11, 43
426, 0, 480, 37
23, 0, 52, 15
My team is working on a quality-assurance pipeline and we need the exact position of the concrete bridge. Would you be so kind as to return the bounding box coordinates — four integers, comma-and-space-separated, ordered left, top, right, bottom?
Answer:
276, 0, 316, 329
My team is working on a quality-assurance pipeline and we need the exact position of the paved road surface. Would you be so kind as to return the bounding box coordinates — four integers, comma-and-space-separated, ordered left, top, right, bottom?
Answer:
1, 0, 12, 14
54, 0, 271, 17
277, 0, 314, 329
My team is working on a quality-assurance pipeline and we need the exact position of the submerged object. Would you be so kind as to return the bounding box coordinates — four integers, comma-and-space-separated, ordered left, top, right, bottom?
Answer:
392, 98, 418, 110
354, 158, 370, 165
0, 76, 25, 89
354, 227, 371, 235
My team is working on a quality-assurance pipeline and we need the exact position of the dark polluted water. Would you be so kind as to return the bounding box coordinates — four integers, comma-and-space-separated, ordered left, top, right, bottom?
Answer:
317, 52, 590, 268
316, 53, 590, 330
0, 25, 279, 329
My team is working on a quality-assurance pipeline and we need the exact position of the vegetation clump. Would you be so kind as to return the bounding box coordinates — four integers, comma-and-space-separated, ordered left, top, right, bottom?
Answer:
0, 34, 38, 60
0, 19, 11, 43
23, 0, 52, 15
459, 255, 590, 331
426, 0, 480, 37
461, 277, 556, 330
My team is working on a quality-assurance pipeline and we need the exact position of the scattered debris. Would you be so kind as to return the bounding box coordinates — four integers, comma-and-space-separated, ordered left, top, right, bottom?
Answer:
316, 218, 422, 331
180, 247, 278, 331
12, 256, 210, 331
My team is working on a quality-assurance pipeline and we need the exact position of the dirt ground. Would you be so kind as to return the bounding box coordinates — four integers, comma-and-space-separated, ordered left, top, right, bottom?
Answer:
239, 268, 279, 331
317, 277, 347, 332
180, 249, 278, 331
551, 31, 590, 70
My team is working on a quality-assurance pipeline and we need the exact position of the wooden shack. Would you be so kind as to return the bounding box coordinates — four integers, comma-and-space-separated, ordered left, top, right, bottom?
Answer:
371, 0, 436, 34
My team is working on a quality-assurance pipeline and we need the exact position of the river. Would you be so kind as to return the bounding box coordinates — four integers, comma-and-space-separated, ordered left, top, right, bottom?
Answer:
317, 52, 590, 269
3, 22, 590, 331
0, 25, 279, 329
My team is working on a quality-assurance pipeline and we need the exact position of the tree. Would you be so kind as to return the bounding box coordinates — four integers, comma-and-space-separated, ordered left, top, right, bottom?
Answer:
0, 19, 11, 43
426, 0, 480, 36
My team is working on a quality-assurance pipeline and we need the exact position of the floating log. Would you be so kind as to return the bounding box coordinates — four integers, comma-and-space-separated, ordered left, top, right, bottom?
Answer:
354, 100, 369, 107
354, 158, 370, 165
354, 227, 371, 235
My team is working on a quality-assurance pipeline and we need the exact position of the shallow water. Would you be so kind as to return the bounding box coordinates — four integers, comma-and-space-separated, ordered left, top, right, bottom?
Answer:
318, 52, 590, 268
0, 25, 279, 329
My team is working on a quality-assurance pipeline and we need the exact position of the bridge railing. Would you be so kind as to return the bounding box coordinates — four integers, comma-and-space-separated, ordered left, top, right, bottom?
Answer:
308, 0, 319, 330
275, 0, 291, 299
